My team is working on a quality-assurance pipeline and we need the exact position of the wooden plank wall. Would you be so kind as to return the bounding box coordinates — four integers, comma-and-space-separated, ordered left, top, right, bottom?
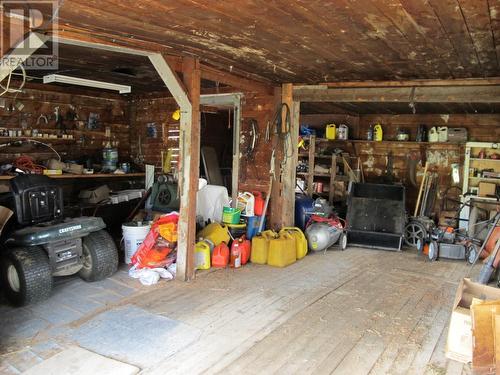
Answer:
128, 96, 179, 169
300, 113, 500, 216
239, 90, 281, 228
129, 92, 282, 226
0, 87, 129, 164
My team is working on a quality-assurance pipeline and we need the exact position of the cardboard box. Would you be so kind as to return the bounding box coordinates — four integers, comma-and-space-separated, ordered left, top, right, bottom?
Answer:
78, 185, 110, 204
446, 278, 500, 364
471, 298, 500, 372
479, 182, 496, 197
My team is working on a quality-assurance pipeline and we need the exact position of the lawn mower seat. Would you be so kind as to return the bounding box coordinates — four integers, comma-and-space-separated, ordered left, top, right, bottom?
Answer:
9, 175, 64, 226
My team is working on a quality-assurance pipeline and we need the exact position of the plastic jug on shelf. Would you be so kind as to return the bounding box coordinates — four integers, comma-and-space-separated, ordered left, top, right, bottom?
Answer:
374, 123, 383, 141
337, 124, 349, 140
326, 124, 336, 140
437, 126, 448, 142
428, 127, 439, 142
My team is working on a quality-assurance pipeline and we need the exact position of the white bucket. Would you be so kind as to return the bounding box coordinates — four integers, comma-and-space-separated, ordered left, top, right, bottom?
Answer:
122, 222, 151, 264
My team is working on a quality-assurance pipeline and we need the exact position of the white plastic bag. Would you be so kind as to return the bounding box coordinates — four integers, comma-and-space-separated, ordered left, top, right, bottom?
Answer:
128, 265, 174, 286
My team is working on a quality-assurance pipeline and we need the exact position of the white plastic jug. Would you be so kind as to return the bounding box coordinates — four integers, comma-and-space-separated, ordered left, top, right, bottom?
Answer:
236, 192, 255, 216
428, 127, 439, 142
337, 124, 349, 140
437, 126, 448, 142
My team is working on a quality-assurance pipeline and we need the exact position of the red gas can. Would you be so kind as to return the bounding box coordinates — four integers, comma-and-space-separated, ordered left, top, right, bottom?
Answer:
212, 242, 229, 268
253, 191, 265, 216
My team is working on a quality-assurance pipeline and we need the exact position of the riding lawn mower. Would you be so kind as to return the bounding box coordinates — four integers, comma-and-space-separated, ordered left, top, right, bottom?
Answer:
0, 175, 118, 306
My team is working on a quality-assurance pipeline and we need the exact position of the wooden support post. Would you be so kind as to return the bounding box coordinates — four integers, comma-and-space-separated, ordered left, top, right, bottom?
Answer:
149, 53, 199, 282
179, 57, 201, 281
280, 83, 300, 226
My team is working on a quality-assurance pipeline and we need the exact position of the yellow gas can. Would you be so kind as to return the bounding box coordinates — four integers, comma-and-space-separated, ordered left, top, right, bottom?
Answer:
279, 227, 308, 260
267, 232, 297, 268
326, 124, 336, 140
251, 230, 275, 264
198, 222, 230, 246
195, 241, 211, 270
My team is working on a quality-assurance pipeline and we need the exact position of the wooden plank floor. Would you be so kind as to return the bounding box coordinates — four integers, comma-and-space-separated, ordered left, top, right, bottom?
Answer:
133, 247, 473, 375
0, 247, 474, 374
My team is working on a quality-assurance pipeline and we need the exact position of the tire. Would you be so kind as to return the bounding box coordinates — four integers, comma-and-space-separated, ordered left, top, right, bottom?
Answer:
404, 221, 427, 248
465, 243, 479, 265
428, 241, 439, 262
339, 232, 347, 251
0, 246, 53, 306
78, 230, 118, 282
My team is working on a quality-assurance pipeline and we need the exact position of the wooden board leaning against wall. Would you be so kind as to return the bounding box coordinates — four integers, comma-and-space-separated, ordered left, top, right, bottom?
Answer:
301, 112, 500, 216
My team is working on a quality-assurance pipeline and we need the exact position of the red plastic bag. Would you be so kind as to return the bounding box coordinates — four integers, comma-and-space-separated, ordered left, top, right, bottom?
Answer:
131, 213, 179, 269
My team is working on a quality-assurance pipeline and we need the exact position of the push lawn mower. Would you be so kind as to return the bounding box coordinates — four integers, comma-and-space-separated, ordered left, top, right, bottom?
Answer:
0, 175, 118, 306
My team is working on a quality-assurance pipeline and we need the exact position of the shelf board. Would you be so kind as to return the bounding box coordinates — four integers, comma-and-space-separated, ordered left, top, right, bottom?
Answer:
469, 177, 500, 182
470, 158, 500, 162
468, 195, 499, 202
0, 136, 75, 143
0, 173, 145, 180
306, 137, 462, 146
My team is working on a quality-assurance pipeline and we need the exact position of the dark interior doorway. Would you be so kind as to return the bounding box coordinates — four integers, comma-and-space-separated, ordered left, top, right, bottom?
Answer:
200, 109, 234, 194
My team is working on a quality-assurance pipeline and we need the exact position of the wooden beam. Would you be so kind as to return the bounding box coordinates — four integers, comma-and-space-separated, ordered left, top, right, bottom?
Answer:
179, 56, 201, 281
322, 78, 500, 88
148, 53, 190, 108
280, 83, 299, 227
293, 85, 500, 103
201, 66, 274, 95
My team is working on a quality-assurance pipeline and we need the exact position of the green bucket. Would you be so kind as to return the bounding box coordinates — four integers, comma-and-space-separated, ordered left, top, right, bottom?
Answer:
222, 207, 241, 224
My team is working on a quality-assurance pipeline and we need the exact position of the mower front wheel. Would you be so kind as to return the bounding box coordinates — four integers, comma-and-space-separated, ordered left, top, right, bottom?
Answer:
339, 232, 347, 251
0, 246, 53, 306
78, 230, 118, 282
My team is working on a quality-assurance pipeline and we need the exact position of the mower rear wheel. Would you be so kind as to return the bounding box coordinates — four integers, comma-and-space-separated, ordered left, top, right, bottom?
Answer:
78, 230, 118, 282
404, 221, 427, 248
0, 246, 53, 306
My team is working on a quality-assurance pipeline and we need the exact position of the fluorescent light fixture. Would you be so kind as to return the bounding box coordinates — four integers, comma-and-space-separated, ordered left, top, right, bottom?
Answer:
43, 74, 131, 94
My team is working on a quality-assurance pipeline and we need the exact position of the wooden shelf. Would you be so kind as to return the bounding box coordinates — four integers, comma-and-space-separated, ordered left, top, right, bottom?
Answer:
0, 173, 145, 180
470, 158, 500, 162
469, 195, 500, 202
307, 137, 463, 146
0, 136, 76, 143
469, 176, 500, 182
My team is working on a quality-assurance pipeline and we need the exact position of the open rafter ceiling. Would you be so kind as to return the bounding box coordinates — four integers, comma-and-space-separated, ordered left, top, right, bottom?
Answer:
49, 0, 500, 84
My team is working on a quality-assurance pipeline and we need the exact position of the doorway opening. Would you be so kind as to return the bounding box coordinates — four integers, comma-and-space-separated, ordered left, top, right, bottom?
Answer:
200, 109, 234, 194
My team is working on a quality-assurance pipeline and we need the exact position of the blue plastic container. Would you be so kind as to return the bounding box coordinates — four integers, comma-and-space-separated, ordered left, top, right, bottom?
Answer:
295, 195, 315, 230
246, 215, 265, 239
